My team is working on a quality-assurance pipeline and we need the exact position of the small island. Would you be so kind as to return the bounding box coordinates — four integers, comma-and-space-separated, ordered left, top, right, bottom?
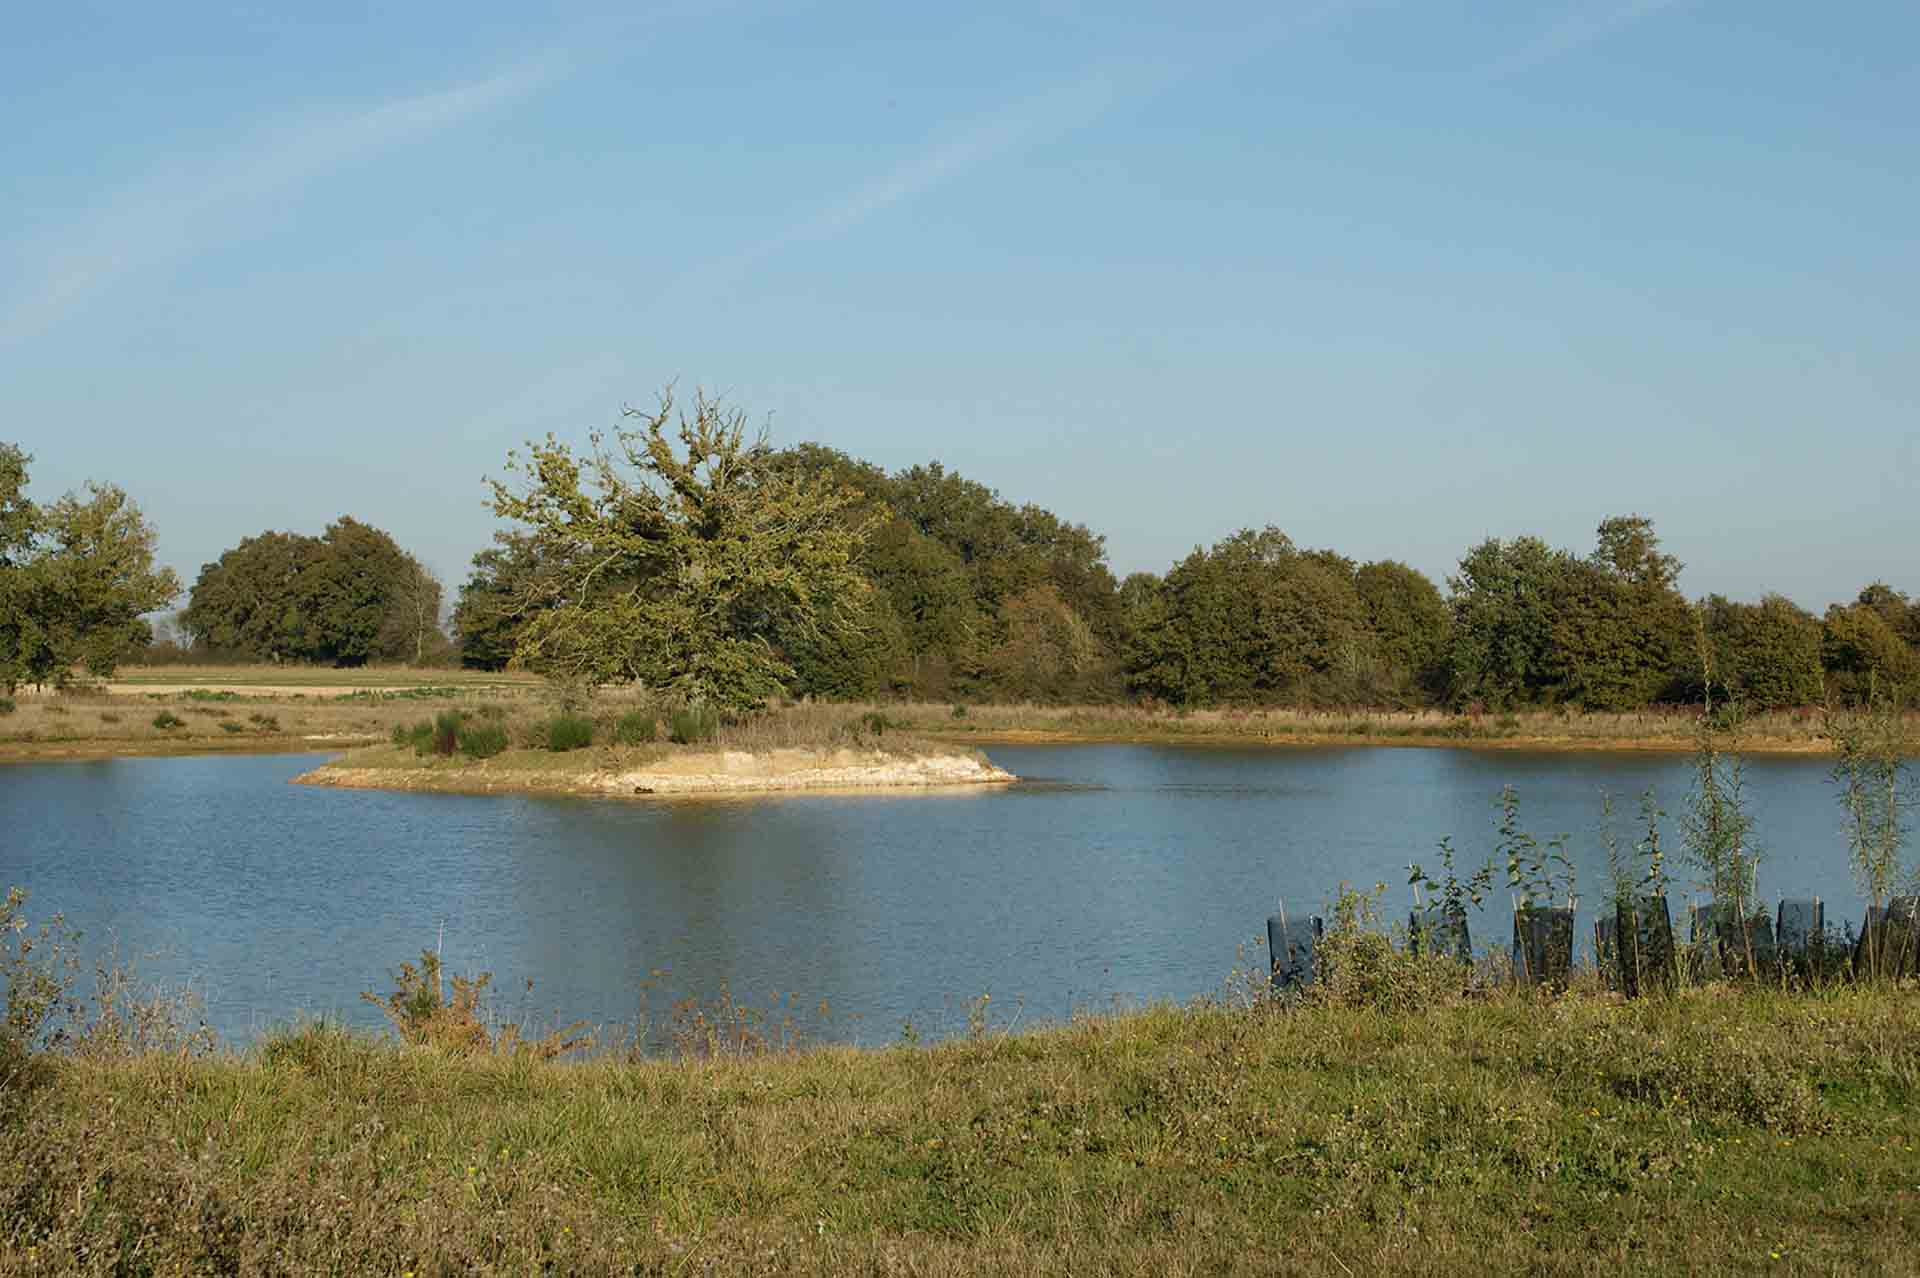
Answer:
295, 739, 1016, 798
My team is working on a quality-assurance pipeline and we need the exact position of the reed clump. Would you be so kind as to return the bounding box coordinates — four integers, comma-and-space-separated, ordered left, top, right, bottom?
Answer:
612, 709, 657, 745
535, 712, 595, 752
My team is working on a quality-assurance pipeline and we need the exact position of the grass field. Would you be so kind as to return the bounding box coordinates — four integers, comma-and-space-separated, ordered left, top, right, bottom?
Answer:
6, 976, 1917, 1275
103, 663, 542, 691
0, 677, 544, 760
0, 678, 957, 773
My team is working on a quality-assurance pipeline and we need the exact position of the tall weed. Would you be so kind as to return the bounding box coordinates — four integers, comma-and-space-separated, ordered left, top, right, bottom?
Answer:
1307, 883, 1469, 1012
362, 949, 588, 1059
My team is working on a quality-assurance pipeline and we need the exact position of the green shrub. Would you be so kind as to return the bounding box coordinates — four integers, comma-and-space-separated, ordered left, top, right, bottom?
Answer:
248, 712, 280, 731
1306, 883, 1468, 1013
392, 719, 439, 755
614, 710, 657, 745
542, 714, 594, 752
950, 703, 968, 719
457, 721, 509, 759
219, 721, 245, 734
860, 710, 890, 736
0, 697, 14, 716
669, 704, 719, 745
431, 710, 465, 757
151, 711, 184, 730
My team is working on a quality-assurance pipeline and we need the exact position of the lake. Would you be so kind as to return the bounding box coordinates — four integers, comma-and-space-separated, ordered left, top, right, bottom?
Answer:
0, 743, 1865, 1046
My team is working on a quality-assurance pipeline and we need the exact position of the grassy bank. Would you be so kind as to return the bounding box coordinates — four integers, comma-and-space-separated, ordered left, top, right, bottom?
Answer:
4, 670, 1881, 763
4, 982, 1917, 1275
901, 701, 1860, 753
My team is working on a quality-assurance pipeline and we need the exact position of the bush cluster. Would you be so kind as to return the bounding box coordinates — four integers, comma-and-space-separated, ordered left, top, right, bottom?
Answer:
669, 704, 719, 745
1304, 884, 1473, 1013
613, 710, 657, 745
539, 714, 595, 752
393, 711, 509, 760
457, 721, 508, 759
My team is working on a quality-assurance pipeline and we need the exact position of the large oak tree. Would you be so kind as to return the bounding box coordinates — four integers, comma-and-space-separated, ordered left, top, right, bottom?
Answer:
487, 389, 879, 710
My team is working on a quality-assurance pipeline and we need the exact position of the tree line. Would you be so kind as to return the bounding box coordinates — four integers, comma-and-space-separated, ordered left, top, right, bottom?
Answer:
7, 417, 1917, 712
443, 399, 1918, 713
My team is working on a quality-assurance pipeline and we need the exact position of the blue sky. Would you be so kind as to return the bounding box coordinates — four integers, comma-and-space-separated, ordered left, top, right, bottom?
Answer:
3, 1, 1914, 611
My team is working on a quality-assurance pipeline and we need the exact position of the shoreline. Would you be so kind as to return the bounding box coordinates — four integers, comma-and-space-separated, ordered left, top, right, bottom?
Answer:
0, 734, 377, 763
0, 726, 1845, 765
917, 725, 1837, 754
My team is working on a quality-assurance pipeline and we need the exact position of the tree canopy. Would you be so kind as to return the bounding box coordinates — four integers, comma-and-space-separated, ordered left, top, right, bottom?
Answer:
182, 519, 443, 666
0, 444, 180, 691
1445, 517, 1694, 711
485, 389, 879, 709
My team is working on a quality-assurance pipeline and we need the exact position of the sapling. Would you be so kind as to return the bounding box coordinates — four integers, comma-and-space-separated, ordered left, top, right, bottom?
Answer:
1407, 836, 1494, 960
1682, 680, 1763, 977
1497, 784, 1575, 908
1829, 677, 1914, 909
1829, 676, 1915, 977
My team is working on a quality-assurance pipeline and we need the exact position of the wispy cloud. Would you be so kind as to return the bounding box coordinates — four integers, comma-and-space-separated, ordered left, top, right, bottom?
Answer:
691, 3, 1356, 292
1486, 0, 1685, 79
0, 53, 564, 346
699, 66, 1139, 289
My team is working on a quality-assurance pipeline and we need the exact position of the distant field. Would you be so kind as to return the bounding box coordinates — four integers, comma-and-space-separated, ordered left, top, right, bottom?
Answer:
0, 672, 545, 761
105, 664, 542, 693
5, 677, 1892, 762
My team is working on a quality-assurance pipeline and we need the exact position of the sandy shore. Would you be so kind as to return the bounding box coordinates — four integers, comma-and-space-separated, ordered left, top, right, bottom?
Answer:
294, 746, 1018, 798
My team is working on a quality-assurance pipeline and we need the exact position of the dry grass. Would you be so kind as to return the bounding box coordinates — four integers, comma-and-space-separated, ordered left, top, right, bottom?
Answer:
5, 669, 1889, 765
105, 663, 541, 690
0, 682, 550, 759
882, 700, 1864, 753
1, 675, 960, 767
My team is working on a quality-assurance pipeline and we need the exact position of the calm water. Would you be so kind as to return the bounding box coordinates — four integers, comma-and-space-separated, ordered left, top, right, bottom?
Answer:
0, 744, 1862, 1045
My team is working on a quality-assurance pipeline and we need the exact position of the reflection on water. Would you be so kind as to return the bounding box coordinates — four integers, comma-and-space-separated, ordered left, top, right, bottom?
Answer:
0, 744, 1857, 1045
